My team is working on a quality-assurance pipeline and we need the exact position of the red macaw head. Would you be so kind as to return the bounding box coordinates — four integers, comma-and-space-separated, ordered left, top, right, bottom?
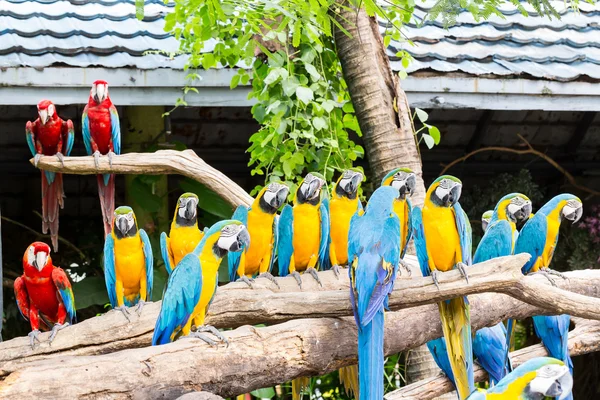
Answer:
23, 242, 52, 273
90, 80, 109, 104
37, 100, 56, 125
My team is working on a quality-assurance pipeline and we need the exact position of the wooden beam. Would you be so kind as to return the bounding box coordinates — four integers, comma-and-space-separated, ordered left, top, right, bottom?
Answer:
466, 110, 494, 152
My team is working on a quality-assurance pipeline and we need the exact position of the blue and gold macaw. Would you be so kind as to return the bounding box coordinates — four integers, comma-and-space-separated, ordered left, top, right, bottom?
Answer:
466, 357, 573, 400
278, 172, 329, 288
412, 175, 474, 399
481, 210, 493, 232
349, 186, 401, 399
103, 206, 153, 320
512, 194, 582, 399
160, 193, 204, 276
228, 182, 289, 287
153, 220, 250, 346
473, 193, 532, 384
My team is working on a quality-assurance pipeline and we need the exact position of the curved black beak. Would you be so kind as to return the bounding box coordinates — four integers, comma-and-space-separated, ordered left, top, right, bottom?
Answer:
273, 186, 290, 209
117, 216, 128, 234
184, 199, 197, 220
446, 185, 462, 206
567, 207, 583, 224
230, 226, 251, 252
514, 201, 533, 222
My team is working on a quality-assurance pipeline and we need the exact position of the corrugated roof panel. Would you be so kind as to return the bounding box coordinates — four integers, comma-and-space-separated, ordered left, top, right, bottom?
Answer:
0, 0, 598, 82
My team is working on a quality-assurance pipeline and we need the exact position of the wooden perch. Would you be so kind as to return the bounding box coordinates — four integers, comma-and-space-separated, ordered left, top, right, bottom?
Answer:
2, 254, 600, 367
2, 289, 600, 398
30, 150, 253, 208
385, 317, 600, 400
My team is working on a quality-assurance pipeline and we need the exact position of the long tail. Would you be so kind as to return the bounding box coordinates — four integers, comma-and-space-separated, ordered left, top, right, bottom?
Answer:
358, 309, 384, 400
339, 364, 359, 399
41, 171, 64, 252
97, 174, 115, 237
504, 318, 516, 374
291, 377, 311, 400
438, 297, 474, 400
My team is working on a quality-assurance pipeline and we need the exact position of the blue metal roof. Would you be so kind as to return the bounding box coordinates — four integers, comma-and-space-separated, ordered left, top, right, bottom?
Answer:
1, 0, 599, 82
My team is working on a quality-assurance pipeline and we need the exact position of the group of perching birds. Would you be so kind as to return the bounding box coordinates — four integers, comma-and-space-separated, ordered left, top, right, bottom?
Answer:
17, 85, 580, 399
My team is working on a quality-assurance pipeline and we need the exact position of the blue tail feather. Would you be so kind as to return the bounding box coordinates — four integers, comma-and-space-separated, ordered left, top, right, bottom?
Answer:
358, 309, 384, 400
45, 170, 55, 184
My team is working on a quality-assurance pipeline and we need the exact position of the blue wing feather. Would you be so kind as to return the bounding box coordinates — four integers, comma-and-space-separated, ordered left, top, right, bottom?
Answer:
473, 220, 513, 264
454, 203, 472, 266
103, 235, 117, 308
228, 205, 249, 281
515, 215, 548, 274
533, 314, 573, 371
411, 206, 431, 277
152, 254, 202, 345
318, 200, 330, 269
109, 104, 121, 155
270, 215, 279, 273
277, 204, 294, 277
321, 196, 332, 271
140, 229, 154, 301
25, 127, 36, 157
62, 120, 75, 156
427, 337, 455, 385
81, 107, 92, 156
474, 323, 510, 385
52, 268, 77, 325
160, 232, 173, 276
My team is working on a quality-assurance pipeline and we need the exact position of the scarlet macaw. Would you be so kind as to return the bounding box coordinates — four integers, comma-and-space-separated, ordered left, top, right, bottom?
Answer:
14, 242, 76, 348
348, 186, 401, 399
82, 80, 121, 237
512, 194, 582, 399
228, 182, 289, 287
104, 206, 153, 319
26, 100, 74, 252
278, 172, 329, 288
412, 175, 474, 399
466, 357, 572, 400
161, 193, 204, 275
153, 220, 250, 345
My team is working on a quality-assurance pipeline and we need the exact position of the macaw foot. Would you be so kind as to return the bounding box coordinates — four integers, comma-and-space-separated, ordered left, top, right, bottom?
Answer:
541, 267, 569, 280
257, 272, 280, 289
114, 306, 131, 322
236, 275, 255, 289
135, 300, 147, 317
49, 322, 70, 344
107, 151, 116, 168
28, 329, 42, 349
431, 270, 441, 290
399, 258, 412, 277
456, 262, 469, 284
184, 331, 219, 347
332, 264, 342, 279
55, 152, 65, 168
531, 268, 563, 287
290, 271, 303, 289
195, 325, 229, 347
93, 151, 101, 169
33, 153, 42, 168
306, 267, 323, 287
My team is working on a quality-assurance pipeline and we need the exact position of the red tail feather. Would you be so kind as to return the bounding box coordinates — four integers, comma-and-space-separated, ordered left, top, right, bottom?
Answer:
41, 172, 64, 252
97, 174, 115, 237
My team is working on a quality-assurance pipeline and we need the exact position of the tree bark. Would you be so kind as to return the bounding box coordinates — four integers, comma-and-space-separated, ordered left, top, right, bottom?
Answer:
30, 150, 253, 209
385, 317, 600, 400
2, 255, 600, 367
2, 294, 600, 399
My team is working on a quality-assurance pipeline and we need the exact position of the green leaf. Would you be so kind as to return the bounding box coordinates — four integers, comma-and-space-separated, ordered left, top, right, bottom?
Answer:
415, 108, 428, 123
292, 22, 302, 47
178, 179, 234, 219
428, 125, 441, 144
72, 277, 109, 310
313, 116, 327, 130
305, 63, 321, 81
402, 56, 410, 69
130, 176, 162, 213
264, 67, 288, 85
135, 0, 144, 21
296, 86, 314, 104
342, 102, 354, 113
383, 35, 391, 48
201, 53, 216, 70
322, 100, 337, 113
230, 74, 240, 89
250, 387, 276, 399
422, 133, 435, 149
282, 77, 300, 97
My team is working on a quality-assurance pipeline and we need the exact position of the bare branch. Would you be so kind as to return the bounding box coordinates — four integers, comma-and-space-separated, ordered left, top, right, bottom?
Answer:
30, 150, 254, 208
385, 317, 600, 399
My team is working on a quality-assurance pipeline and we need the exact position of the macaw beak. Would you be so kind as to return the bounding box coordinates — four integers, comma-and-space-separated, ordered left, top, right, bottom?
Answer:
272, 186, 290, 209
33, 251, 48, 272
341, 172, 363, 196
481, 219, 490, 232
39, 109, 48, 125
552, 367, 573, 400
514, 201, 533, 222
443, 184, 461, 207
94, 85, 106, 104
184, 199, 198, 220
567, 206, 583, 224
303, 179, 324, 200
117, 216, 128, 234
229, 226, 250, 252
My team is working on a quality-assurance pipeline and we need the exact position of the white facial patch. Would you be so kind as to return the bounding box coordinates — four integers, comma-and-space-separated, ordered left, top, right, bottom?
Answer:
391, 179, 406, 190
507, 203, 521, 216
27, 246, 35, 267
529, 364, 570, 397
435, 186, 450, 200
263, 190, 276, 206
47, 104, 55, 117
217, 225, 241, 250
562, 203, 580, 218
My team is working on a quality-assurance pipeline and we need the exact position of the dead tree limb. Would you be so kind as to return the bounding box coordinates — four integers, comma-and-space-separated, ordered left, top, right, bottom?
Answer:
2, 254, 600, 367
2, 296, 600, 399
30, 150, 253, 208
385, 317, 600, 400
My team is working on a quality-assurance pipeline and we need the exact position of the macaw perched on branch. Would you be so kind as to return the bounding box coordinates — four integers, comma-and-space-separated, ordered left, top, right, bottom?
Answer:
228, 182, 289, 287
153, 220, 250, 346
348, 186, 401, 399
412, 175, 474, 399
26, 100, 74, 252
481, 210, 493, 232
161, 193, 204, 276
511, 194, 582, 400
278, 172, 329, 288
104, 206, 153, 320
14, 242, 76, 348
327, 169, 363, 278
472, 193, 532, 385
466, 357, 573, 400
82, 80, 121, 237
